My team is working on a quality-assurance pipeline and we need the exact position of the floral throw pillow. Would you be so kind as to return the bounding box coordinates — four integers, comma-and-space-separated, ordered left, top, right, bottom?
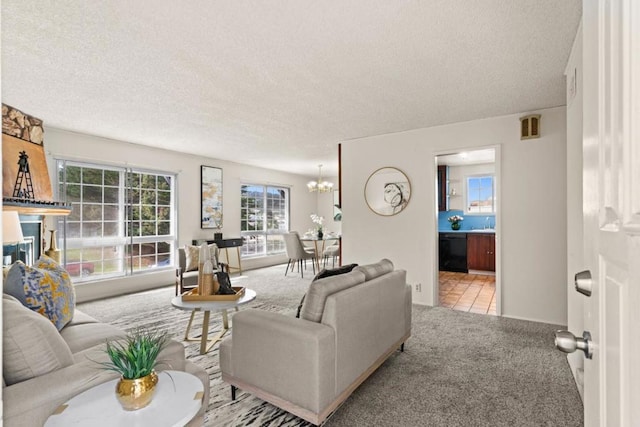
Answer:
4, 256, 76, 331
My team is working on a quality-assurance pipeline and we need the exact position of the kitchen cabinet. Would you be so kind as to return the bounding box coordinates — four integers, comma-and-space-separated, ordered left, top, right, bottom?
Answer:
467, 233, 495, 271
437, 165, 447, 211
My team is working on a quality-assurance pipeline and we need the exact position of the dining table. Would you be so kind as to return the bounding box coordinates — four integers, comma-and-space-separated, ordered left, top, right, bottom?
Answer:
299, 235, 341, 271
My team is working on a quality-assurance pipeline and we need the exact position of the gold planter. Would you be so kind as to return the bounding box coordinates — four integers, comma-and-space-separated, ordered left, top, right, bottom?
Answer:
115, 371, 158, 411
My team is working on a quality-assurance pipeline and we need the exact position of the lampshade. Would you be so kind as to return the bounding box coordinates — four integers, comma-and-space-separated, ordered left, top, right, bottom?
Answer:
3, 211, 24, 244
307, 164, 334, 193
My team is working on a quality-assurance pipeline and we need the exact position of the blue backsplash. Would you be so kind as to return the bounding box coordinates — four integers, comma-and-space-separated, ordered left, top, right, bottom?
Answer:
438, 210, 495, 231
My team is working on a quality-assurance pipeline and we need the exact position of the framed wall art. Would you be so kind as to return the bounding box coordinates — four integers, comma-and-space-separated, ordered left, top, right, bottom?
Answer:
364, 167, 411, 216
201, 166, 223, 229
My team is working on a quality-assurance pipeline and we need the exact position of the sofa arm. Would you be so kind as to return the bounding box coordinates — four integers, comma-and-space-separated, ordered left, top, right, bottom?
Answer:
3, 362, 119, 427
222, 309, 336, 414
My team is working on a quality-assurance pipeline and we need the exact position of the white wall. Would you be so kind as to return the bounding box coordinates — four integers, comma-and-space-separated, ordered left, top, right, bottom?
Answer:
446, 163, 495, 211
342, 106, 568, 325
43, 127, 318, 302
565, 21, 585, 396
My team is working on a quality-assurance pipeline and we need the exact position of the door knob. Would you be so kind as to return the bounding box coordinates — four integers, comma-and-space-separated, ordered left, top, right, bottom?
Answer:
574, 270, 592, 296
554, 330, 593, 359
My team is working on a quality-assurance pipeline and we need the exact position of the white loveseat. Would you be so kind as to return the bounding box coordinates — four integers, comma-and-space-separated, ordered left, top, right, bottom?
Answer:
2, 294, 210, 426
219, 259, 412, 425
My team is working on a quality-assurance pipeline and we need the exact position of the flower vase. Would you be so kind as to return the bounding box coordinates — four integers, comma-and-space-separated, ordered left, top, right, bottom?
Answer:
45, 230, 61, 263
317, 229, 324, 239
451, 222, 461, 230
115, 371, 158, 411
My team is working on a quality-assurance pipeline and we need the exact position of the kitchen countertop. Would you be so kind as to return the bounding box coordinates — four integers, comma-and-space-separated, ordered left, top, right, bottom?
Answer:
439, 229, 496, 234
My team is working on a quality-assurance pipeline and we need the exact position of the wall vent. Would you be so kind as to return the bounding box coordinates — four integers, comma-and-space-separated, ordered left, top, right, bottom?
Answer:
519, 114, 541, 140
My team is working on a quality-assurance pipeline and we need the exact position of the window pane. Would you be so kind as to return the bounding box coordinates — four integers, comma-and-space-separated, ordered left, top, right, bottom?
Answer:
66, 184, 81, 202
158, 221, 170, 235
104, 170, 119, 186
104, 187, 119, 203
82, 204, 102, 221
141, 189, 156, 204
82, 168, 102, 185
104, 205, 119, 221
65, 166, 81, 183
157, 176, 171, 190
82, 186, 102, 203
157, 191, 170, 206
104, 222, 119, 237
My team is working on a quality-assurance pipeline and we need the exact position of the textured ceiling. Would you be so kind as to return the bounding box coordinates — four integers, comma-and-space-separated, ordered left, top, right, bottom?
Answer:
1, 1, 581, 177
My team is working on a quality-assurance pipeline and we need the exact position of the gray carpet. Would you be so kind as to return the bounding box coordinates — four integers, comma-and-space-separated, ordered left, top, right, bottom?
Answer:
78, 265, 583, 426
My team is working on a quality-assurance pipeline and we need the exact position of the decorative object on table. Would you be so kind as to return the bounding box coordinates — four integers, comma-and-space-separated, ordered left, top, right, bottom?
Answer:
448, 215, 464, 230
44, 229, 61, 263
98, 328, 169, 411
181, 286, 245, 301
201, 258, 215, 295
310, 214, 324, 239
215, 270, 236, 295
197, 244, 211, 294
201, 165, 223, 229
364, 167, 411, 216
307, 164, 333, 192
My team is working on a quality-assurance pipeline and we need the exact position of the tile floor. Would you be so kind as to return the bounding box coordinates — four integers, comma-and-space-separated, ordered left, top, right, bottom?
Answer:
438, 271, 496, 316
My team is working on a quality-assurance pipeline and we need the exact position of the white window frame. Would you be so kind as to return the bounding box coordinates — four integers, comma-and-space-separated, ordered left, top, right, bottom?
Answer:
240, 184, 290, 258
56, 159, 177, 283
465, 174, 496, 214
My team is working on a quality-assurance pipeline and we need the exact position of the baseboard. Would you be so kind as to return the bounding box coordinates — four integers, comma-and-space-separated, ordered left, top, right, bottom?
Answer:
501, 313, 567, 327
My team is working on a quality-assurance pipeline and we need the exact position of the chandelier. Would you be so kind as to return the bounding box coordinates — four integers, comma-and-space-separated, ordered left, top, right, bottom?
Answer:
307, 164, 334, 193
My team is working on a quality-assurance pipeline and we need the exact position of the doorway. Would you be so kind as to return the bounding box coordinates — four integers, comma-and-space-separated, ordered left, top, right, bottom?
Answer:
434, 147, 500, 316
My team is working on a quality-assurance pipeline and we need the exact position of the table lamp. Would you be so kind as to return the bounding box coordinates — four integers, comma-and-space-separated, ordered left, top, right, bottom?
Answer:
3, 211, 24, 265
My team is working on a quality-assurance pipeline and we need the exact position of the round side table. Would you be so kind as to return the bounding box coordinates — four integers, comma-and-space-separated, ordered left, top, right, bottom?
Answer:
45, 370, 204, 426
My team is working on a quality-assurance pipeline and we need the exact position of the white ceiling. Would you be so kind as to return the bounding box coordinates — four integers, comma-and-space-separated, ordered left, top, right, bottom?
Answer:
1, 1, 581, 178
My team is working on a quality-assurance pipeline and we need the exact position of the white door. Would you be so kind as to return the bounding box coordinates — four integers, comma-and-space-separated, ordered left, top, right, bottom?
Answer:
581, 1, 640, 425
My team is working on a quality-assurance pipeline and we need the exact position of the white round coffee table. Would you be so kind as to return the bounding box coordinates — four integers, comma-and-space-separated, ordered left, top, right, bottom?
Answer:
45, 370, 203, 426
171, 288, 256, 354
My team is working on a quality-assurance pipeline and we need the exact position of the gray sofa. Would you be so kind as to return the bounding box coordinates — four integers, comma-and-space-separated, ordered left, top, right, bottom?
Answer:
220, 259, 411, 425
2, 294, 210, 426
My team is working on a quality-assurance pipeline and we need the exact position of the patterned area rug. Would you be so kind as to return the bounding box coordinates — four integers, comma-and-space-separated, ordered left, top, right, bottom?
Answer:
78, 265, 583, 427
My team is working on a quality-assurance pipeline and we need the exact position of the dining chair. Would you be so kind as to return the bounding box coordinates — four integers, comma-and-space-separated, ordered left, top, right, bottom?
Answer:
283, 232, 316, 278
322, 243, 340, 268
175, 245, 226, 295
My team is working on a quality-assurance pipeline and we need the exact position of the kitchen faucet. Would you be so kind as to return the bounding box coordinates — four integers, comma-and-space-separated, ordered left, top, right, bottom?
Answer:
484, 217, 491, 229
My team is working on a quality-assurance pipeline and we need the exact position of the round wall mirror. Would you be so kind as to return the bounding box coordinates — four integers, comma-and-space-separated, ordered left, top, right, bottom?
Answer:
364, 167, 411, 216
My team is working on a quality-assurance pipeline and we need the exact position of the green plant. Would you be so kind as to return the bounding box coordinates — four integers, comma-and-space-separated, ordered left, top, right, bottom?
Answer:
99, 328, 170, 379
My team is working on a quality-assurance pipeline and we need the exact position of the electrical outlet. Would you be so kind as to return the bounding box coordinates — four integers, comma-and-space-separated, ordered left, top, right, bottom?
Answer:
415, 283, 422, 292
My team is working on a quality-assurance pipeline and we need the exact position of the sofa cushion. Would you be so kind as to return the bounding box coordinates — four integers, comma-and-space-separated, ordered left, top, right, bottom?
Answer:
64, 309, 99, 328
2, 294, 74, 385
300, 270, 366, 322
353, 259, 394, 281
60, 322, 126, 354
4, 256, 76, 330
296, 264, 359, 318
